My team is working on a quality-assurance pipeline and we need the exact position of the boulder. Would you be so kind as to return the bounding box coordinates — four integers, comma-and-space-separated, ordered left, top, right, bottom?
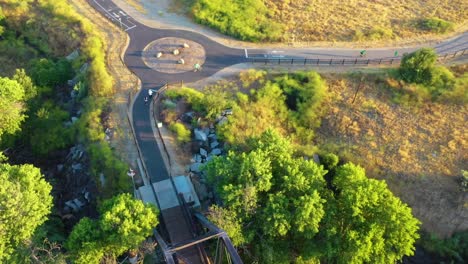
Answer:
194, 129, 207, 141
173, 49, 180, 55
210, 148, 222, 156
178, 58, 185, 64
200, 148, 208, 158
183, 43, 190, 48
156, 52, 163, 58
190, 162, 202, 173
210, 141, 219, 149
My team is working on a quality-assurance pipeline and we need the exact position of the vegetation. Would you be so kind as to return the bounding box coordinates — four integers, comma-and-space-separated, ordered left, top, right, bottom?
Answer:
166, 71, 328, 154
204, 130, 420, 263
419, 231, 468, 263
0, 162, 53, 263
389, 48, 467, 104
418, 17, 455, 33
192, 0, 282, 41
169, 122, 192, 143
0, 0, 142, 262
187, 0, 466, 42
66, 194, 159, 263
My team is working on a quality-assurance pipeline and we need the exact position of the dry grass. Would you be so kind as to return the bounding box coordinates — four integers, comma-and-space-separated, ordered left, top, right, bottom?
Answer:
315, 73, 468, 237
266, 0, 467, 42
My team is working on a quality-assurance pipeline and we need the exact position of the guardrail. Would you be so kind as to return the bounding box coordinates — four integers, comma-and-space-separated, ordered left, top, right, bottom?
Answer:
249, 48, 467, 66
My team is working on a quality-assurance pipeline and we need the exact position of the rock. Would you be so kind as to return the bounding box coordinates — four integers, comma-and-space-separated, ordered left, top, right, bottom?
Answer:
65, 200, 79, 212
222, 109, 233, 115
313, 154, 321, 164
200, 148, 208, 158
57, 164, 64, 172
99, 173, 106, 186
194, 154, 202, 163
71, 117, 79, 123
194, 129, 207, 141
182, 111, 194, 122
173, 49, 180, 55
72, 163, 83, 171
205, 156, 213, 163
217, 116, 228, 126
70, 90, 77, 98
210, 141, 219, 149
183, 43, 190, 48
64, 121, 72, 127
190, 163, 202, 173
73, 198, 85, 208
156, 52, 163, 58
210, 148, 222, 156
178, 58, 185, 64
66, 49, 80, 61
84, 192, 91, 203
208, 133, 217, 141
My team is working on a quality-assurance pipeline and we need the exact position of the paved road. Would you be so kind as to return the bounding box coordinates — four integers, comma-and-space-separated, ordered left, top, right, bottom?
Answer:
90, 0, 467, 182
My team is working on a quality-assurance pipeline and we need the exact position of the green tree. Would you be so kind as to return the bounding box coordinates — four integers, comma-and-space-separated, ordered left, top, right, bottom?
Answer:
66, 193, 159, 263
321, 163, 421, 264
204, 130, 327, 262
29, 58, 73, 87
28, 103, 72, 155
0, 77, 26, 138
399, 48, 438, 84
0, 163, 53, 262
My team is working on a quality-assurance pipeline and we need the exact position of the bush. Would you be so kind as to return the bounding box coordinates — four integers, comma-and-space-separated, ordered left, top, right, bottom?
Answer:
169, 122, 191, 143
321, 153, 339, 170
191, 0, 283, 41
419, 17, 454, 33
399, 48, 438, 84
353, 26, 393, 41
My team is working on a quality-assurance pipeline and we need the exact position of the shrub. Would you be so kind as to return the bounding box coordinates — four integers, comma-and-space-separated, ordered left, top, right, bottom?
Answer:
321, 153, 339, 170
399, 48, 438, 84
191, 0, 283, 41
419, 17, 454, 33
169, 122, 191, 143
353, 26, 393, 41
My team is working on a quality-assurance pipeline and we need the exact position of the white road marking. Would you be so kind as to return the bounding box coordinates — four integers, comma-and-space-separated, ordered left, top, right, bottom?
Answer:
244, 49, 248, 58
119, 11, 127, 16
92, 0, 136, 31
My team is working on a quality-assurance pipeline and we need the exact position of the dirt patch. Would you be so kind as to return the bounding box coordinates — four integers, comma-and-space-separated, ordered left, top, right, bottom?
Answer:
315, 74, 468, 237
142, 37, 206, 73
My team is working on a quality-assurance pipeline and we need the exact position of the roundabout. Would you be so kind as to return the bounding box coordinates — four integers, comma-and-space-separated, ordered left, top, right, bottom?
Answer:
142, 37, 206, 74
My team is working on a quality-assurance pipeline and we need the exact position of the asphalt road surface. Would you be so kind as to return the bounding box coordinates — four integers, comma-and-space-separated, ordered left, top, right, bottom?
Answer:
88, 0, 468, 185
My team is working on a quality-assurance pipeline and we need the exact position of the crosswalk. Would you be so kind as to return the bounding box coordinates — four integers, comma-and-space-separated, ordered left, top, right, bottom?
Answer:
92, 0, 137, 31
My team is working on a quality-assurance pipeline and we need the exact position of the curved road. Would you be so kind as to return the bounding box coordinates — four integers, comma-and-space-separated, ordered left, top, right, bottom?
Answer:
88, 0, 467, 184
89, 0, 467, 249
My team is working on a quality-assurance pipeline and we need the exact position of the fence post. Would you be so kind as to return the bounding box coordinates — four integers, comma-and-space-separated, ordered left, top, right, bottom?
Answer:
278, 59, 281, 65
462, 49, 466, 55
291, 58, 294, 64
390, 59, 394, 65
379, 58, 382, 64
265, 59, 267, 65
367, 59, 370, 65
329, 59, 332, 65
354, 58, 357, 65
304, 58, 307, 65
317, 59, 320, 65
452, 51, 457, 58
342, 59, 345, 65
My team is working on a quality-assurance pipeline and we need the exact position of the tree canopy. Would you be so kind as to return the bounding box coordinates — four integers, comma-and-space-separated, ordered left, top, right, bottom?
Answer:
204, 130, 420, 263
66, 193, 159, 264
0, 76, 26, 138
0, 163, 53, 262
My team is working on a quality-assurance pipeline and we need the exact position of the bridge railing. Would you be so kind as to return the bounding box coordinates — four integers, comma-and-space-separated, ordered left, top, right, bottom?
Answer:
248, 48, 467, 66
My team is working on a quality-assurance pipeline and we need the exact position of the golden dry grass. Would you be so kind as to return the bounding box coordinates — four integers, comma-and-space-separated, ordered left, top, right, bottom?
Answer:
315, 73, 468, 237
266, 0, 467, 42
